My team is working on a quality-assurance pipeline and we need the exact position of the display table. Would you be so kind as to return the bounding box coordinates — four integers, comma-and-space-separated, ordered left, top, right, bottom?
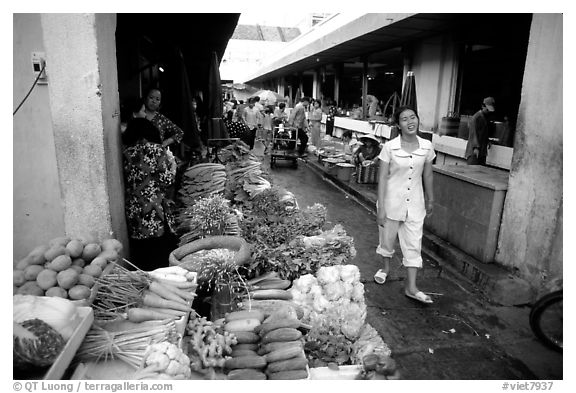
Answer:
425, 165, 509, 263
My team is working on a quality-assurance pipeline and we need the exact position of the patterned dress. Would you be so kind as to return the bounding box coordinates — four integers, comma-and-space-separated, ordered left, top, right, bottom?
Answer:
123, 142, 177, 240
149, 112, 184, 144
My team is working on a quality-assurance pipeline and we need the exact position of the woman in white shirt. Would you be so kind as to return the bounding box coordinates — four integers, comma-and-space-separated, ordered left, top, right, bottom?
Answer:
374, 106, 435, 304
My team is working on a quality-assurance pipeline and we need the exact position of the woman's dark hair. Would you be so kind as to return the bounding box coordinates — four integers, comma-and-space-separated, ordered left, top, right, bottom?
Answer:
342, 130, 353, 139
279, 102, 286, 109
122, 118, 162, 146
394, 105, 419, 125
226, 110, 234, 122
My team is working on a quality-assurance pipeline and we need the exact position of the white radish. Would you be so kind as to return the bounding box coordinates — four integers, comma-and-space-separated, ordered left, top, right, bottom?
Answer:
151, 266, 189, 276
148, 271, 187, 282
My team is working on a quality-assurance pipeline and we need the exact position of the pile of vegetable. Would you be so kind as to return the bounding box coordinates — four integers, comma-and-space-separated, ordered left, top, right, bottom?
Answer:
175, 194, 241, 247
92, 264, 196, 323
288, 265, 368, 367
133, 342, 192, 380
250, 224, 356, 281
177, 163, 227, 206
76, 319, 178, 369
13, 236, 122, 300
225, 155, 271, 202
185, 315, 237, 375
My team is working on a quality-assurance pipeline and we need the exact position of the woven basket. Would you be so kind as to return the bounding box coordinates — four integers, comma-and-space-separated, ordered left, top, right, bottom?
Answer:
356, 162, 379, 184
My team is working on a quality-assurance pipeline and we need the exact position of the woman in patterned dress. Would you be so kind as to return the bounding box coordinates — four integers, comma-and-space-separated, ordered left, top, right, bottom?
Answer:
144, 88, 185, 150
122, 114, 178, 270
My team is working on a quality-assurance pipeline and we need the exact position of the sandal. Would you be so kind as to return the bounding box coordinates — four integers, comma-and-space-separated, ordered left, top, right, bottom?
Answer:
374, 269, 388, 284
405, 290, 433, 304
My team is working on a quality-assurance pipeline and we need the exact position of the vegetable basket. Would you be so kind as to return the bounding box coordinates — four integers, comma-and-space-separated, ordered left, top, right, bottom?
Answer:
168, 236, 252, 270
356, 162, 379, 184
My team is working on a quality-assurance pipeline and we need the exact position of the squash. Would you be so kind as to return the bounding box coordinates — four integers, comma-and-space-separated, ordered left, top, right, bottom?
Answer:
101, 238, 123, 253
71, 258, 86, 268
258, 340, 303, 356
57, 268, 79, 290
231, 343, 259, 352
13, 270, 26, 286
48, 255, 72, 272
68, 285, 91, 300
170, 236, 252, 267
44, 245, 68, 262
81, 243, 102, 262
224, 318, 261, 333
24, 265, 44, 281
264, 345, 304, 363
69, 265, 84, 275
225, 309, 265, 323
226, 368, 267, 380
267, 369, 308, 380
224, 355, 267, 370
82, 264, 103, 278
259, 318, 301, 336
261, 328, 302, 344
90, 256, 109, 270
241, 299, 305, 319
27, 244, 50, 265
232, 331, 260, 344
17, 282, 44, 296
15, 255, 33, 270
251, 289, 293, 300
45, 287, 68, 298
78, 273, 96, 288
48, 236, 71, 248
97, 249, 119, 263
266, 357, 308, 373
65, 239, 84, 259
231, 349, 258, 358
36, 269, 58, 290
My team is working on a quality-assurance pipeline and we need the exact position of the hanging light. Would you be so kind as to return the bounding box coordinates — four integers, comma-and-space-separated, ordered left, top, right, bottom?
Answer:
159, 66, 165, 73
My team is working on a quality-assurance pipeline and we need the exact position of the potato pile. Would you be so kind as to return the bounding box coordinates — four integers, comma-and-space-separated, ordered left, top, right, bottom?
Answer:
13, 236, 123, 300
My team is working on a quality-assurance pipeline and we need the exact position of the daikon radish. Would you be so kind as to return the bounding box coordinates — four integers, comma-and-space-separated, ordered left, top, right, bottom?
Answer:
142, 291, 192, 313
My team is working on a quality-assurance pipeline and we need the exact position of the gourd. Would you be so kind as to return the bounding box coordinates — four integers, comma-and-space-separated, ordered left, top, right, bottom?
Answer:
260, 328, 302, 344
231, 331, 260, 344
169, 236, 252, 268
264, 346, 304, 363
257, 340, 303, 356
259, 318, 301, 336
266, 369, 308, 380
224, 318, 261, 333
266, 357, 308, 373
224, 355, 267, 370
226, 368, 267, 380
225, 309, 265, 323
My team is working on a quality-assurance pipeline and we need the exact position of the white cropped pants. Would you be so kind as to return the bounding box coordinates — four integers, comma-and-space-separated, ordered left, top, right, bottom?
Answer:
376, 216, 424, 268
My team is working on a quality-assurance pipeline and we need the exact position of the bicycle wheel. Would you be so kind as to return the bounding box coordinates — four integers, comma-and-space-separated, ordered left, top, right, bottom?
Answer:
529, 290, 563, 352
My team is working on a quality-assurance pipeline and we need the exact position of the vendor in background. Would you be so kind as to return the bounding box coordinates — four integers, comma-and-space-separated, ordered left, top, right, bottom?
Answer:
122, 111, 178, 271
143, 88, 184, 152
465, 96, 496, 165
325, 98, 337, 137
363, 94, 380, 119
273, 102, 288, 126
350, 104, 363, 120
288, 96, 310, 156
353, 134, 382, 166
241, 97, 263, 149
308, 99, 323, 149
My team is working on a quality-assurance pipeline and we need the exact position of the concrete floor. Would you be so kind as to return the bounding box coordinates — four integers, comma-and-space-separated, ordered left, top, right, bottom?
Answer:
265, 155, 563, 380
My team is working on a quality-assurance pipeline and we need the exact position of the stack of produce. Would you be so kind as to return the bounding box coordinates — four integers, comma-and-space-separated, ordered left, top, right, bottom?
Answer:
133, 342, 192, 380
75, 318, 178, 369
92, 264, 196, 323
178, 163, 227, 206
244, 271, 293, 302
256, 310, 309, 380
288, 265, 370, 367
225, 159, 271, 202
13, 295, 84, 372
13, 236, 122, 300
223, 310, 267, 380
175, 194, 241, 247
185, 315, 237, 375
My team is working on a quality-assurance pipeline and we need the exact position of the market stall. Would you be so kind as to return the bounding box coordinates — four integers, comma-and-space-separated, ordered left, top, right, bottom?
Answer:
13, 139, 398, 381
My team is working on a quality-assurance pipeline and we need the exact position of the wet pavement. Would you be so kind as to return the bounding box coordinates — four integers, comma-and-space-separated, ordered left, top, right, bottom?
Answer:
264, 155, 562, 380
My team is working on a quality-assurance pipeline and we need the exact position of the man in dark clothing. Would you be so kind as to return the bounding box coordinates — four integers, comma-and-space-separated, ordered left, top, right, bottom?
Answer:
465, 97, 495, 165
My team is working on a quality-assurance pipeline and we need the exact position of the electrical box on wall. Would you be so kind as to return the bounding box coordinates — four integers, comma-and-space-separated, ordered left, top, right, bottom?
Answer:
31, 52, 47, 84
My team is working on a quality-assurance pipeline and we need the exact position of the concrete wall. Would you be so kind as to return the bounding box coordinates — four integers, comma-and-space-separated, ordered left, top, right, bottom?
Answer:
40, 14, 128, 247
13, 14, 65, 261
411, 34, 457, 132
496, 14, 563, 287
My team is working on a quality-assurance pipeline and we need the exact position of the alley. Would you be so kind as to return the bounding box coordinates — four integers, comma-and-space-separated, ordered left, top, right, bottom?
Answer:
267, 156, 562, 380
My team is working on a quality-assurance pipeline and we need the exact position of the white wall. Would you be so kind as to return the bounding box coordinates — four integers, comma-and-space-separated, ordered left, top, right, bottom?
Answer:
13, 14, 65, 261
411, 34, 457, 132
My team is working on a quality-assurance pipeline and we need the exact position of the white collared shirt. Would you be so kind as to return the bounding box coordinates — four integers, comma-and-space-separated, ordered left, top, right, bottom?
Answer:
378, 135, 435, 221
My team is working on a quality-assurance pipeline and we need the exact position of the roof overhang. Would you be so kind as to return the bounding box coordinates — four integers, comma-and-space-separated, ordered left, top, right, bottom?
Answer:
243, 13, 461, 83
